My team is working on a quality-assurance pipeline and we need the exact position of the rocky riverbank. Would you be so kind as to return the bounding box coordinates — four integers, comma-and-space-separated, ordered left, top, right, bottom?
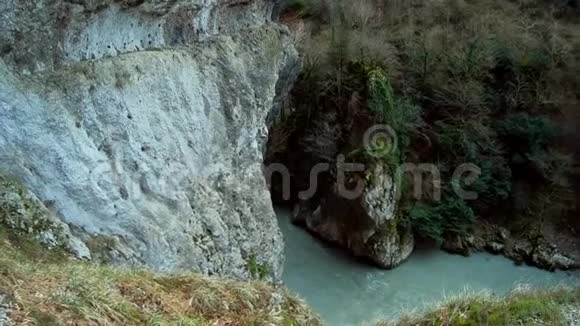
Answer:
442, 220, 580, 271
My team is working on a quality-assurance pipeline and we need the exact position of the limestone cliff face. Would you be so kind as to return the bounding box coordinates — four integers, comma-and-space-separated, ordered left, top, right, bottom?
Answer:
0, 0, 299, 280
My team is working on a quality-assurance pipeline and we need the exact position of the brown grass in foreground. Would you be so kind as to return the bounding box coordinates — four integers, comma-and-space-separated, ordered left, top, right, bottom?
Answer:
0, 228, 320, 326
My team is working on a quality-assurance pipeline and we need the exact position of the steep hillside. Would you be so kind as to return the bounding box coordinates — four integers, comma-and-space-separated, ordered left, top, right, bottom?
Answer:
269, 0, 580, 270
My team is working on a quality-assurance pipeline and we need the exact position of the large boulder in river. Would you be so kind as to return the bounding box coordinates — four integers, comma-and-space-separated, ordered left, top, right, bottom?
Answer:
268, 64, 414, 268
296, 164, 414, 268
0, 0, 299, 281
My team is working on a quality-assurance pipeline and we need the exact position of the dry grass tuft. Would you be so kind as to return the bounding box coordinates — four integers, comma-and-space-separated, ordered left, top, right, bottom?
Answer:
374, 286, 580, 326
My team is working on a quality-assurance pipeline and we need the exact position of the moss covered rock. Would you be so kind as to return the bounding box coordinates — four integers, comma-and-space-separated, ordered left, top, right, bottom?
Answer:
0, 174, 90, 259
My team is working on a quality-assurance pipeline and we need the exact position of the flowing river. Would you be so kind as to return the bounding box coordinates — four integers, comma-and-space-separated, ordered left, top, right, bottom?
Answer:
276, 208, 579, 325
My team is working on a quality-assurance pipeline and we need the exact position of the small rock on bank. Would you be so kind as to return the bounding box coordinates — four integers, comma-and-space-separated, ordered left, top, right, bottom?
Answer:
0, 294, 10, 326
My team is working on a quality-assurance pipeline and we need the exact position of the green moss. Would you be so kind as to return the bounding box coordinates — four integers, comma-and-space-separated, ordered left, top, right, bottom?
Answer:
0, 174, 69, 252
365, 65, 395, 118
385, 220, 398, 239
0, 227, 68, 264
359, 64, 423, 175
246, 253, 271, 281
42, 61, 97, 103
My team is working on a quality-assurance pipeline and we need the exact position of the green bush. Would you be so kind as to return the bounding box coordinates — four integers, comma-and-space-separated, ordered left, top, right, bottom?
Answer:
496, 113, 557, 157
438, 195, 476, 236
408, 203, 444, 242
283, 0, 322, 18
408, 195, 475, 242
470, 159, 512, 205
364, 65, 424, 161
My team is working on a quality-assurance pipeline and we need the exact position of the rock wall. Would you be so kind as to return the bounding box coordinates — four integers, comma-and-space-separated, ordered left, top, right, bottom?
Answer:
267, 71, 414, 268
292, 164, 414, 268
0, 294, 9, 326
0, 294, 10, 326
1, 0, 279, 72
0, 0, 299, 281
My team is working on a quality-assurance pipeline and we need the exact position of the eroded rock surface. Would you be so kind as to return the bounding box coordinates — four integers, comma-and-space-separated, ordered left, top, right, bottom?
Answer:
0, 294, 9, 326
0, 0, 299, 280
0, 175, 91, 258
445, 221, 580, 271
295, 164, 413, 268
268, 80, 414, 268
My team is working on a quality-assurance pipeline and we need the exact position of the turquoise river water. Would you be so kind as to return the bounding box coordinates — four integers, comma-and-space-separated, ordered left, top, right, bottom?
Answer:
277, 208, 579, 325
